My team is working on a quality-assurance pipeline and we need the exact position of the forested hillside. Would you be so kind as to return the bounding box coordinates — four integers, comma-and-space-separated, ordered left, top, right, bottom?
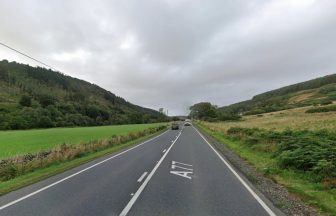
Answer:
220, 74, 336, 115
0, 60, 168, 130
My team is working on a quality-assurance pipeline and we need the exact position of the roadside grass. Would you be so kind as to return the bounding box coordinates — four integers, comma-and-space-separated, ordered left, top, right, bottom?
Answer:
0, 123, 165, 159
0, 128, 167, 195
197, 123, 336, 215
205, 106, 336, 132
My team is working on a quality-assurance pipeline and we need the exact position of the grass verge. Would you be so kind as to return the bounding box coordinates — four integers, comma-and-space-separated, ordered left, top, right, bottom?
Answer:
0, 128, 167, 195
196, 123, 336, 216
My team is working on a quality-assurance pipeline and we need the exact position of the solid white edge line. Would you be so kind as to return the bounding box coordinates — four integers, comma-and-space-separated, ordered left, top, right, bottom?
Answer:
193, 126, 277, 216
137, 172, 148, 183
0, 130, 169, 211
119, 131, 182, 216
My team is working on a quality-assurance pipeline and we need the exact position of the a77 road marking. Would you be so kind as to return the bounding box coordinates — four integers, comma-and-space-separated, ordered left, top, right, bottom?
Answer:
170, 161, 193, 180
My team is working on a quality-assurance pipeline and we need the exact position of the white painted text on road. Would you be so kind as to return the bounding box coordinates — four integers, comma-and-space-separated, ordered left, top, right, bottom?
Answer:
170, 161, 193, 180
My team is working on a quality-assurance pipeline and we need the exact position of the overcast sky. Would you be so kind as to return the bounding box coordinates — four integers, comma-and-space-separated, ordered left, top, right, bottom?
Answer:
0, 0, 335, 115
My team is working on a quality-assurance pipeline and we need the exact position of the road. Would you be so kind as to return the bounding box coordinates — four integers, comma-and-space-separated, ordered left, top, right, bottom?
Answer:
0, 124, 280, 216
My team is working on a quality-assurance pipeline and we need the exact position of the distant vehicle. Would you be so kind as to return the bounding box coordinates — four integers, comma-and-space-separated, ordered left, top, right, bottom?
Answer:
184, 122, 191, 126
171, 122, 179, 130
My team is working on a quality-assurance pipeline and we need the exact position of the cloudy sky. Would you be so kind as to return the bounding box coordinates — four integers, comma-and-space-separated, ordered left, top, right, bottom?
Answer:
0, 0, 335, 115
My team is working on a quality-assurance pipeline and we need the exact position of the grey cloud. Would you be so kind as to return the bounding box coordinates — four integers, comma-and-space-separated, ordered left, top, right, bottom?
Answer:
0, 0, 335, 115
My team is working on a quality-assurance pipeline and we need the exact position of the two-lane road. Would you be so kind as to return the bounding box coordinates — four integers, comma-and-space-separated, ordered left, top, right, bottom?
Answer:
0, 124, 280, 216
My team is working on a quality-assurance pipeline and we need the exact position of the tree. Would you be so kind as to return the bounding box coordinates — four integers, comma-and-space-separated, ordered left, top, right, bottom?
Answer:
128, 112, 143, 124
189, 102, 241, 122
9, 115, 29, 129
189, 102, 217, 120
38, 116, 54, 128
86, 105, 100, 119
19, 95, 32, 107
38, 94, 57, 107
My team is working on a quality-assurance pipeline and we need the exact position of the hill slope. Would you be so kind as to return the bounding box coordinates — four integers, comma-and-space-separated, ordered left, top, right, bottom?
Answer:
220, 74, 336, 115
0, 60, 168, 130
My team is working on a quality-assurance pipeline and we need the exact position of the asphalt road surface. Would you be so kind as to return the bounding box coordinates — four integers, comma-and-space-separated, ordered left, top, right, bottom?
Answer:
0, 124, 280, 216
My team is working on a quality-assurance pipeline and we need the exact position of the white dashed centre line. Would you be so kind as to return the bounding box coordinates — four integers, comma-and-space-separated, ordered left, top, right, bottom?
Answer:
119, 131, 182, 216
137, 172, 148, 183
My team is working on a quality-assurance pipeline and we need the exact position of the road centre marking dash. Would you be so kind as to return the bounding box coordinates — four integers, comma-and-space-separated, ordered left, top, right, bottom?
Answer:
137, 172, 148, 183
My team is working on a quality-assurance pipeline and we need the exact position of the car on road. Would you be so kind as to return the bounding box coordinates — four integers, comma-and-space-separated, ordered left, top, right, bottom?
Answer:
184, 121, 191, 126
171, 122, 179, 130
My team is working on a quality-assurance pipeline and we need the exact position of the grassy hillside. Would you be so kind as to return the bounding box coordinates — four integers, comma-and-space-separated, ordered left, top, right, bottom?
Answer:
0, 60, 168, 130
220, 74, 336, 115
206, 106, 336, 132
0, 123, 164, 159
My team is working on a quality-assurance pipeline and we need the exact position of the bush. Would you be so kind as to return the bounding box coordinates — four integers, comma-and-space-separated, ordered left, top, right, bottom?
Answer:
327, 93, 336, 100
244, 109, 265, 115
217, 112, 241, 121
319, 84, 336, 94
305, 105, 336, 113
313, 160, 336, 179
320, 99, 333, 105
0, 164, 18, 181
225, 127, 336, 182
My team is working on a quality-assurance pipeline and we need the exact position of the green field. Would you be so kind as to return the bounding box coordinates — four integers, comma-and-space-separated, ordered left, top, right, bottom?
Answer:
0, 128, 166, 195
0, 123, 164, 159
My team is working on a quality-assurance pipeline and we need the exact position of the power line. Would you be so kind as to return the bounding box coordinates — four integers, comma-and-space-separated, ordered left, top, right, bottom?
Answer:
0, 41, 59, 71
